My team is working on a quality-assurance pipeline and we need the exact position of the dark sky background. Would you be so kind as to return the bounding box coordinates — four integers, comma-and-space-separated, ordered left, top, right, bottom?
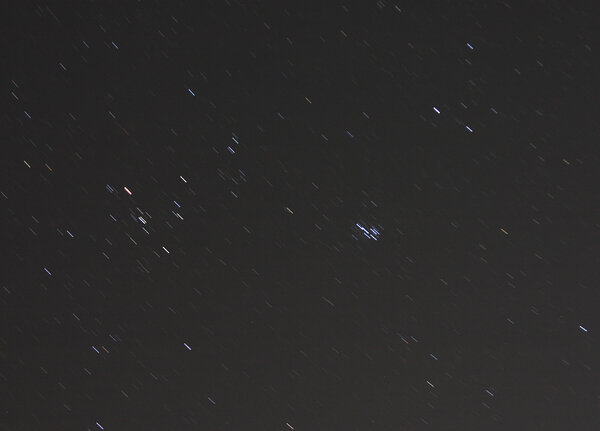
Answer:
2, 1, 600, 430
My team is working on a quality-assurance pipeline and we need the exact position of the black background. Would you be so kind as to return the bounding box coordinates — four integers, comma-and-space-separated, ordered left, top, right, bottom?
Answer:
2, 1, 600, 429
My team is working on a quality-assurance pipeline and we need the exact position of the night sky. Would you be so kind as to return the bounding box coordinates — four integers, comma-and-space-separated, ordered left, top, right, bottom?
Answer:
3, 1, 600, 430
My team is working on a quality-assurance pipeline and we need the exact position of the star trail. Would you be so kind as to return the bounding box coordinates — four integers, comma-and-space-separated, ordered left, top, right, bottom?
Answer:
3, 1, 600, 430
